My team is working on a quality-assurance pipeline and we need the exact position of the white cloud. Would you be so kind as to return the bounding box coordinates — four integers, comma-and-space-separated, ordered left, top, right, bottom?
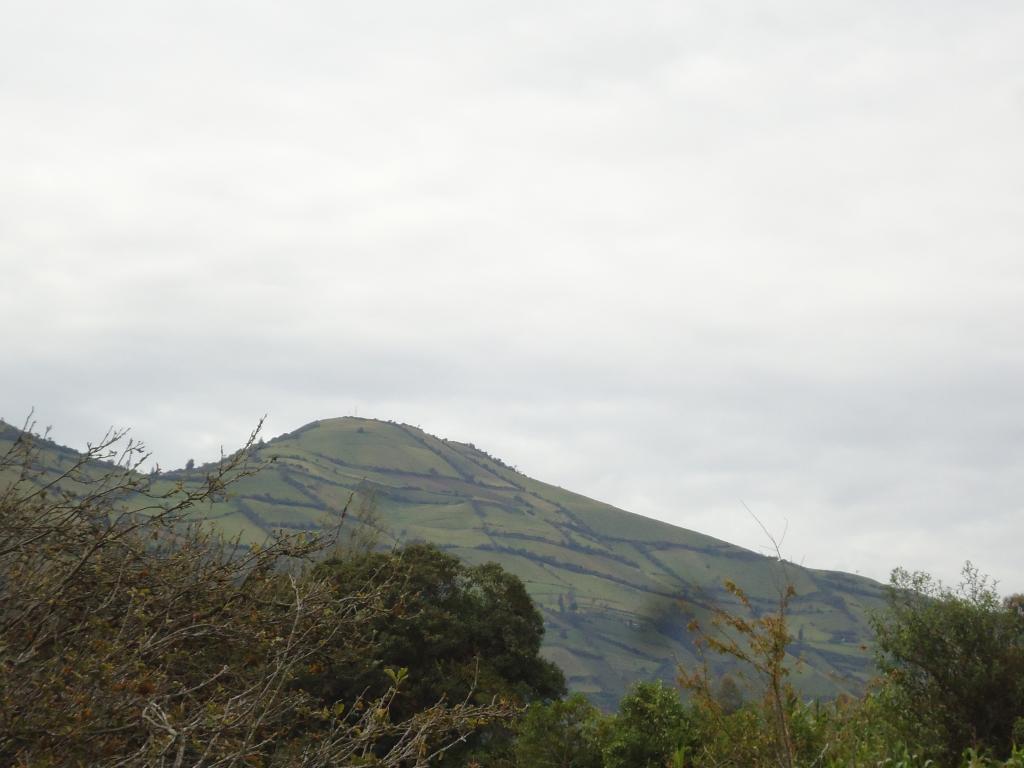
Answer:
2, 0, 1023, 590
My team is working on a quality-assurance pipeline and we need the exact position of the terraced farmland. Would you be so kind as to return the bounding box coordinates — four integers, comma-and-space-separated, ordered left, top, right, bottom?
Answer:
1, 417, 886, 709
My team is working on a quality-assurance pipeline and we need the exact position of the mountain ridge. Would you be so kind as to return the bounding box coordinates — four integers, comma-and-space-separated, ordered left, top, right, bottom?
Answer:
0, 416, 885, 709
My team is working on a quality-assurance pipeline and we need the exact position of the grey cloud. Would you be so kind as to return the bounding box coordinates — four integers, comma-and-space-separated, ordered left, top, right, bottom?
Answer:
2, 0, 1023, 592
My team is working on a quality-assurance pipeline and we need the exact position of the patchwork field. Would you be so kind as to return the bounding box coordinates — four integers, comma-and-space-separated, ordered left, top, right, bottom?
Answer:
1, 417, 886, 709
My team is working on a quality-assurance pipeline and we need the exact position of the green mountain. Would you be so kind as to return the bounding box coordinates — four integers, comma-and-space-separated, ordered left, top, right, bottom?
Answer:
1, 417, 885, 709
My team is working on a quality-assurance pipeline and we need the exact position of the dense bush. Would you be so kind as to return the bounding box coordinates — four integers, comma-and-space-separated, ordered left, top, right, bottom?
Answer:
311, 544, 565, 717
872, 564, 1024, 765
306, 543, 566, 763
600, 681, 692, 768
514, 692, 605, 768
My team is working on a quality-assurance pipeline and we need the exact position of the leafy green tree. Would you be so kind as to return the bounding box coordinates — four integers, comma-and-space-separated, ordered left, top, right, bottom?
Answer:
514, 693, 605, 768
310, 543, 565, 764
313, 544, 565, 714
871, 563, 1024, 764
602, 681, 693, 768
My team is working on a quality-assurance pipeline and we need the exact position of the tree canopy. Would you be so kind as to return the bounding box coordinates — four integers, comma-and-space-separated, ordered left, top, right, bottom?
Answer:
309, 543, 566, 763
514, 692, 605, 768
871, 563, 1024, 764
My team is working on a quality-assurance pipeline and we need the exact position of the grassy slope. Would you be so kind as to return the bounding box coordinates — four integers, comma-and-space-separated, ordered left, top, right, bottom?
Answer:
1, 417, 886, 709
173, 418, 885, 708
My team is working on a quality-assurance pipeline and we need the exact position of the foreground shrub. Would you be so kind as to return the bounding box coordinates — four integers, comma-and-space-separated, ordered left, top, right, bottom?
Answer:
872, 564, 1024, 765
600, 681, 693, 768
514, 693, 605, 768
308, 543, 566, 763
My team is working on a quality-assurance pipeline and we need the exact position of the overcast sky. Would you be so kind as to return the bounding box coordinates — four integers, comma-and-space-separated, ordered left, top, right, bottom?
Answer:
3, 1, 1023, 591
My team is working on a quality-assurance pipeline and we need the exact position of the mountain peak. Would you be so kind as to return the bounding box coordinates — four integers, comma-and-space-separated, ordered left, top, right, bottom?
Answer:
234, 418, 884, 706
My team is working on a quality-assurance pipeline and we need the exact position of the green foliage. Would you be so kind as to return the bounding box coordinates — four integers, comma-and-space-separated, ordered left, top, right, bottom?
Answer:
601, 681, 693, 768
309, 543, 565, 763
511, 684, 1024, 768
514, 693, 605, 768
313, 544, 565, 714
871, 563, 1024, 764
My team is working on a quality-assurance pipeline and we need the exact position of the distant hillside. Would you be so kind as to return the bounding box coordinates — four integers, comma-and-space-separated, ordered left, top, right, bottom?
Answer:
0, 417, 885, 709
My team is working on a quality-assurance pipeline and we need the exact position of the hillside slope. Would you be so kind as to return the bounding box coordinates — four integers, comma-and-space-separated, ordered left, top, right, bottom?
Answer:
1, 417, 885, 709
174, 418, 884, 707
